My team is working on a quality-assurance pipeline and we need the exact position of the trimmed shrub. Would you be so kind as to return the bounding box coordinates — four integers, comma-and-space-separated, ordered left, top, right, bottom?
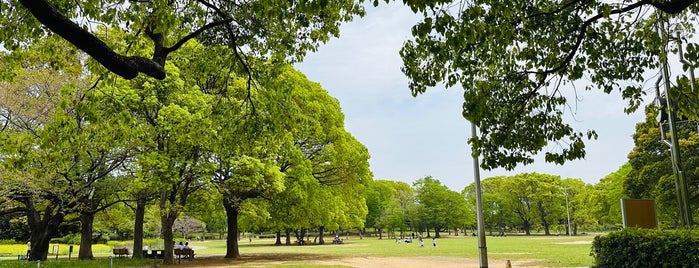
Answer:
591, 228, 699, 267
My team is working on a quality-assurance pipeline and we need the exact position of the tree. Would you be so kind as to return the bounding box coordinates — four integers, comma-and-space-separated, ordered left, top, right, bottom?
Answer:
397, 0, 699, 171
111, 53, 216, 264
3, 0, 367, 80
592, 164, 630, 228
263, 66, 372, 245
413, 176, 469, 238
465, 176, 515, 235
625, 104, 699, 226
0, 37, 136, 261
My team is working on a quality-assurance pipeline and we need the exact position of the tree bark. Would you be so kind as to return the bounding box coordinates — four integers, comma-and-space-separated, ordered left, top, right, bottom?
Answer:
161, 211, 178, 264
318, 226, 325, 245
434, 227, 440, 238
26, 201, 63, 261
78, 212, 95, 259
132, 198, 146, 258
17, 0, 166, 80
223, 200, 240, 258
285, 229, 291, 245
274, 231, 282, 246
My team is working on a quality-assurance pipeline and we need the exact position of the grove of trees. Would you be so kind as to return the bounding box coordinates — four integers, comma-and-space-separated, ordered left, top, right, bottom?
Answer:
2, 0, 699, 265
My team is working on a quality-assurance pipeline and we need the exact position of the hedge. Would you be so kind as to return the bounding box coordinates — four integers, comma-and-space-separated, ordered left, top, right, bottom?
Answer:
591, 228, 699, 267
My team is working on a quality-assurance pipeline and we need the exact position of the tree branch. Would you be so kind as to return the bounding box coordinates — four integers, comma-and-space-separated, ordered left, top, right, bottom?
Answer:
17, 0, 166, 80
652, 0, 699, 14
165, 19, 233, 54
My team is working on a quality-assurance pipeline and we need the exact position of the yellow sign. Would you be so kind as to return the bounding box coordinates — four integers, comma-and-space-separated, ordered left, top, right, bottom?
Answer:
621, 199, 657, 229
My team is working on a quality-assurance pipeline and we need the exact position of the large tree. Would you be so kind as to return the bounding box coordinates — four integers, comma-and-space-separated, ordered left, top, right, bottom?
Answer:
398, 0, 699, 170
3, 0, 366, 80
0, 38, 137, 261
413, 176, 469, 238
625, 104, 699, 226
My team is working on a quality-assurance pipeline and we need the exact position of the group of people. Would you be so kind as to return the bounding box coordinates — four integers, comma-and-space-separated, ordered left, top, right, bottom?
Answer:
176, 241, 192, 249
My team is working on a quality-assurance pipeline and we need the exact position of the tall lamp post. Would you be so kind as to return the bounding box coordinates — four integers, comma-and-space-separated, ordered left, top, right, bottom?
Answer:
471, 123, 488, 268
562, 186, 571, 236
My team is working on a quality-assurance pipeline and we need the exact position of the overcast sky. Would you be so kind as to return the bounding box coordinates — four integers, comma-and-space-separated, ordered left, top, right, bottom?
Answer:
294, 2, 649, 191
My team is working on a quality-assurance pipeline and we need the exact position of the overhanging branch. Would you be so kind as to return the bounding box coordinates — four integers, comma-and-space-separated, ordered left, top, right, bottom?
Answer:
18, 0, 166, 80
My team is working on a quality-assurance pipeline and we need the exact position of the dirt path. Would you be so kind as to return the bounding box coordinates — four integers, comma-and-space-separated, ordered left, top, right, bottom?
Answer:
161, 255, 543, 267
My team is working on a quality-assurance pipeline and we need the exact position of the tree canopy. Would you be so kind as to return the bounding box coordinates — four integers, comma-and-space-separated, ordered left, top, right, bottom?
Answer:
398, 0, 699, 170
2, 0, 367, 80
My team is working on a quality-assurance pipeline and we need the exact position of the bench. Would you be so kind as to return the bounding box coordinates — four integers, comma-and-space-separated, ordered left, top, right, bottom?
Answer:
112, 248, 129, 258
174, 248, 194, 263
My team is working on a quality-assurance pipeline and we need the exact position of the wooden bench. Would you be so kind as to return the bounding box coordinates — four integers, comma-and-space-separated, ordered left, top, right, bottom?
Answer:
174, 248, 195, 263
112, 248, 129, 258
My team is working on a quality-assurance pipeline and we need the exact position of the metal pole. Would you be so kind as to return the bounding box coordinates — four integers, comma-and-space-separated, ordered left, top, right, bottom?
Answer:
563, 187, 571, 236
471, 123, 488, 268
658, 14, 693, 226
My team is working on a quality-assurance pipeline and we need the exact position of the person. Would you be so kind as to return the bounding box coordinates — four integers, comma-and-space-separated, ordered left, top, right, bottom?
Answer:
432, 237, 436, 247
176, 241, 184, 250
26, 241, 31, 258
183, 242, 191, 249
144, 244, 150, 250
418, 235, 424, 248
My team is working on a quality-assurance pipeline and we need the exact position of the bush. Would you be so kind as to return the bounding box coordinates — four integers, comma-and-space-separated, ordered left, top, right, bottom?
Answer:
591, 228, 699, 267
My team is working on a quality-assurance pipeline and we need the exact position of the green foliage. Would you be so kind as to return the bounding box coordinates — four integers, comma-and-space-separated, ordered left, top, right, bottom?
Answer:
398, 0, 699, 171
591, 228, 699, 267
2, 0, 368, 79
625, 104, 699, 226
413, 177, 469, 235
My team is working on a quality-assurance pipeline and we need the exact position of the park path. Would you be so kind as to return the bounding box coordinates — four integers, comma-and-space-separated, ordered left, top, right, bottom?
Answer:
170, 256, 546, 267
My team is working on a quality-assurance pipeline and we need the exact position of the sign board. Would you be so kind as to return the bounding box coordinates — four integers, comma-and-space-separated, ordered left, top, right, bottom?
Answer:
621, 199, 658, 229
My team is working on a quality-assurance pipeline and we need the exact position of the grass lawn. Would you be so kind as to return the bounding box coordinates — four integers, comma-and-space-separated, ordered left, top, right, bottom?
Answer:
0, 234, 596, 267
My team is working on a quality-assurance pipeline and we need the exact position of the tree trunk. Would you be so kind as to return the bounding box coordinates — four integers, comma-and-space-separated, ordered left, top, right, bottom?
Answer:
524, 221, 531, 235
132, 199, 146, 258
274, 231, 282, 246
78, 212, 95, 259
426, 228, 431, 238
434, 227, 440, 238
223, 200, 240, 258
161, 211, 178, 264
378, 227, 383, 239
318, 226, 325, 245
26, 201, 63, 261
285, 229, 291, 245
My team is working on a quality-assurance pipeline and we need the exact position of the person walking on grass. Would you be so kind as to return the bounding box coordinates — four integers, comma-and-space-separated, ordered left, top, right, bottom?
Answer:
432, 237, 436, 247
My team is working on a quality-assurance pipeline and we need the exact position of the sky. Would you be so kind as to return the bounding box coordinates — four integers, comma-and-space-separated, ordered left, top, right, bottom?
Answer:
294, 3, 650, 191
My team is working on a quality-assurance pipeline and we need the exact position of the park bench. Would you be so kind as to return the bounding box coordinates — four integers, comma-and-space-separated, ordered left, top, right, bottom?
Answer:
112, 248, 129, 258
174, 248, 195, 263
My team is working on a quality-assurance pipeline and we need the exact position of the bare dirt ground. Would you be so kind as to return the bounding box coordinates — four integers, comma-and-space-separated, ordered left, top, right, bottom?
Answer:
160, 254, 543, 268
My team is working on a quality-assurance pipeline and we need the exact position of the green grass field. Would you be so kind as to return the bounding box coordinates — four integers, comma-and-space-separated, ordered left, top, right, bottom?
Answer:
0, 234, 596, 267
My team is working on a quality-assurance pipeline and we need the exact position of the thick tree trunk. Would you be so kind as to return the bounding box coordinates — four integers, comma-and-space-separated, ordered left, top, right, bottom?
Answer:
26, 202, 63, 261
274, 231, 282, 246
318, 226, 325, 245
78, 212, 95, 259
223, 201, 240, 258
378, 227, 383, 239
132, 199, 146, 258
285, 229, 291, 245
161, 212, 177, 264
523, 221, 531, 235
434, 227, 440, 238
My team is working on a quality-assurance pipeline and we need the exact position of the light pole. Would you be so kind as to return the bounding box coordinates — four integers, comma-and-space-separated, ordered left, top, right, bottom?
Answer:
562, 186, 571, 236
471, 123, 488, 268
